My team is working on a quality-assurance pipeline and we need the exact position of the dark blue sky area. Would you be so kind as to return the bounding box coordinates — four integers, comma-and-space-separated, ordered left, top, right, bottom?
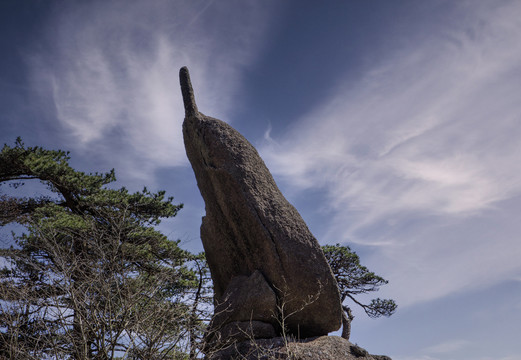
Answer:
0, 2, 57, 147
237, 0, 446, 137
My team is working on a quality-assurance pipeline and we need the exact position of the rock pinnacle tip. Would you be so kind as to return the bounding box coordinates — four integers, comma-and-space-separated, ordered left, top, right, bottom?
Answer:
179, 66, 198, 117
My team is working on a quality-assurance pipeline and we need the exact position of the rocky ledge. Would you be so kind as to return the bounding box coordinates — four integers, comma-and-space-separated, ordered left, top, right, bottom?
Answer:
207, 336, 391, 360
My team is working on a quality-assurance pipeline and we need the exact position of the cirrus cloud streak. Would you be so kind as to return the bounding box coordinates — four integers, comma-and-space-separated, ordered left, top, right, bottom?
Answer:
260, 0, 521, 306
29, 0, 273, 183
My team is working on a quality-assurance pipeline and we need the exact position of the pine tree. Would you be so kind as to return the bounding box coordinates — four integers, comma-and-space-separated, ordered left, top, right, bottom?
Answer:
0, 138, 207, 359
322, 244, 397, 341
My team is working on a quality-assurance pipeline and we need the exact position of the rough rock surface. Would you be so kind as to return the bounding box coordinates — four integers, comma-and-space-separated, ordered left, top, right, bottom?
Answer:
206, 271, 278, 344
211, 271, 278, 328
207, 336, 392, 360
180, 66, 342, 338
208, 321, 277, 347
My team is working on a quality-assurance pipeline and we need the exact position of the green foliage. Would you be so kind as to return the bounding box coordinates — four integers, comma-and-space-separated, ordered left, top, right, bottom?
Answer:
0, 139, 209, 359
366, 298, 398, 318
323, 244, 397, 318
0, 138, 179, 226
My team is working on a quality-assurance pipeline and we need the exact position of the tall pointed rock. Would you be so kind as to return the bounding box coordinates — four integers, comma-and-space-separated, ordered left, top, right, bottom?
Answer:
180, 67, 342, 338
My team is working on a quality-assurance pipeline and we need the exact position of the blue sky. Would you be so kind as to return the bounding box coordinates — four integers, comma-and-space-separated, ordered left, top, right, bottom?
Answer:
1, 1, 521, 359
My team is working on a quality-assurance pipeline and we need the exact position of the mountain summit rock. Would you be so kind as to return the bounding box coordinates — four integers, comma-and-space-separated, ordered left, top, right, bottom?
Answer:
180, 66, 342, 341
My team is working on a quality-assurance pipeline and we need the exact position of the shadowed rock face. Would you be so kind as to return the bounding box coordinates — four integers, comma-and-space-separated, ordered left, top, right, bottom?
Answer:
180, 67, 342, 338
206, 271, 278, 345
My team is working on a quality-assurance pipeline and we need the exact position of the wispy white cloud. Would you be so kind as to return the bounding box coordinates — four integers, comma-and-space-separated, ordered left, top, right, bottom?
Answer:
423, 339, 470, 354
260, 0, 521, 306
394, 355, 440, 360
29, 0, 273, 183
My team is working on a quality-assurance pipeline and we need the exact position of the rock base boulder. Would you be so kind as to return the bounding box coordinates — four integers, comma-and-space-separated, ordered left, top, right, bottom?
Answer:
207, 321, 277, 349
205, 271, 278, 346
206, 336, 392, 360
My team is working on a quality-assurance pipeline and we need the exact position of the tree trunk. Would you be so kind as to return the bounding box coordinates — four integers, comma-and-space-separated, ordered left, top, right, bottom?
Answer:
341, 306, 354, 341
189, 262, 204, 359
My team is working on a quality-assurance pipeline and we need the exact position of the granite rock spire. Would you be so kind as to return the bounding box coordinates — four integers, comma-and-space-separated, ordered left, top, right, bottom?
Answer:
180, 66, 342, 340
